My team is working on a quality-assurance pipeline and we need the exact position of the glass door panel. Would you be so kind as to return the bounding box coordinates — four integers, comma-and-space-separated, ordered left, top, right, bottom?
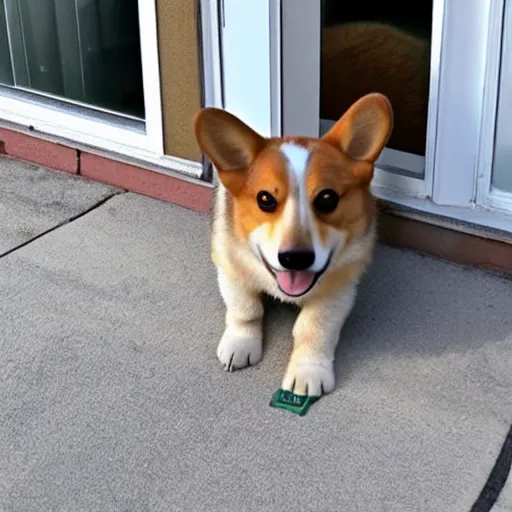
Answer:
492, 0, 512, 194
0, 1, 13, 85
0, 0, 144, 118
320, 0, 433, 177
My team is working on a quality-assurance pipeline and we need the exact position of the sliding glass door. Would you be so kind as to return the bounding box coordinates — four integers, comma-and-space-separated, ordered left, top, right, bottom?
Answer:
220, 0, 512, 233
0, 0, 144, 118
0, 0, 162, 156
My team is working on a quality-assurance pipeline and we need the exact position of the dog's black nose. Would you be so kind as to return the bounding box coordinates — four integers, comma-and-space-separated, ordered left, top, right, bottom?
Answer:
278, 250, 315, 271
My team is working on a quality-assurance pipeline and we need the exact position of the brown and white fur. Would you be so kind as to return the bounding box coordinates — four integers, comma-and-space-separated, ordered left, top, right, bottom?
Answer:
194, 93, 393, 397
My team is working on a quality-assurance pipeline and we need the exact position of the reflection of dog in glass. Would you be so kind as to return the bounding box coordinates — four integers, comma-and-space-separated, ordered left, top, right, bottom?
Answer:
322, 22, 430, 156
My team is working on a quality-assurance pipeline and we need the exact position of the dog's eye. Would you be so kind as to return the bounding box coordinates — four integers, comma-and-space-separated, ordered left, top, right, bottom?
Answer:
257, 191, 278, 212
313, 189, 340, 214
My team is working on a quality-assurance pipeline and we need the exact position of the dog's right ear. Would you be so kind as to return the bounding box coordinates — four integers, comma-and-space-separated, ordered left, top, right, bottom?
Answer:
194, 108, 266, 195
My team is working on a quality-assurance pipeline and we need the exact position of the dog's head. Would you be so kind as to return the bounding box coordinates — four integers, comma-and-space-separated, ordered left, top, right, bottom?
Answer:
195, 93, 392, 298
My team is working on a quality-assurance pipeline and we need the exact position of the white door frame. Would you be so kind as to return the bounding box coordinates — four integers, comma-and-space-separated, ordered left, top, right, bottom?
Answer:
219, 0, 512, 235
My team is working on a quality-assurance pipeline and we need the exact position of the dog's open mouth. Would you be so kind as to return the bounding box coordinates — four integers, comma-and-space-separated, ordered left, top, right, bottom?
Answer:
258, 250, 332, 297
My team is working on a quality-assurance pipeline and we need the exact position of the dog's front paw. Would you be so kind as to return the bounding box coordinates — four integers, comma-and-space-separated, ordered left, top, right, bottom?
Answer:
282, 358, 335, 396
217, 332, 262, 371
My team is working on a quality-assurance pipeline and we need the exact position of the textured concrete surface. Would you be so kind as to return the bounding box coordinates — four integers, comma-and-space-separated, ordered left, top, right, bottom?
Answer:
0, 157, 118, 254
0, 191, 511, 511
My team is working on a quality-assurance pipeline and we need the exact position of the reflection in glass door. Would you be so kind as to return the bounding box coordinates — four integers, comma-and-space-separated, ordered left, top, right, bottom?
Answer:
0, 0, 145, 118
320, 0, 433, 177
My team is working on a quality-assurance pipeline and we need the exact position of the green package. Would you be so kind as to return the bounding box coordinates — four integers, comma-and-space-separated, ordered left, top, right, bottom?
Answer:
269, 388, 320, 416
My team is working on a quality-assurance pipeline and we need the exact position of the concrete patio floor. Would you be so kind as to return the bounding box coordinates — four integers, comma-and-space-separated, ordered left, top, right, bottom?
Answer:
1, 157, 512, 511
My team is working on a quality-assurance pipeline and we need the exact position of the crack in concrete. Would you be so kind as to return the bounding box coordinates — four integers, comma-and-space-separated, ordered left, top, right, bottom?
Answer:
0, 191, 126, 259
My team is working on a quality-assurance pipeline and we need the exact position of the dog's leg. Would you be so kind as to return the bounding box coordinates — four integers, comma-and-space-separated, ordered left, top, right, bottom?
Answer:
216, 267, 264, 371
282, 284, 357, 396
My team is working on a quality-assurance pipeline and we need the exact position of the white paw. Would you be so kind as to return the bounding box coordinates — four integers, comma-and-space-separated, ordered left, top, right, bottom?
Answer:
282, 359, 335, 396
217, 333, 263, 371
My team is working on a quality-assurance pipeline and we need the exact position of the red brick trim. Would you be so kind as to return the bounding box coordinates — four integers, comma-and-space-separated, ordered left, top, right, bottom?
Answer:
378, 211, 512, 276
0, 128, 77, 173
80, 153, 213, 213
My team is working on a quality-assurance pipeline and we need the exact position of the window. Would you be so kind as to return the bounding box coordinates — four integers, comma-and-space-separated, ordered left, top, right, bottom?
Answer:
0, 0, 163, 157
0, 0, 144, 118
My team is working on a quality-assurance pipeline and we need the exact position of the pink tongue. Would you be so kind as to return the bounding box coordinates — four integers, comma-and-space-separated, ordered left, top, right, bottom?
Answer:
276, 271, 316, 296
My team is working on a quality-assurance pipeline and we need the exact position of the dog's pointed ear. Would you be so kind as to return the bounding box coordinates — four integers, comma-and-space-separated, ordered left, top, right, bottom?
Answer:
322, 93, 393, 182
194, 108, 266, 195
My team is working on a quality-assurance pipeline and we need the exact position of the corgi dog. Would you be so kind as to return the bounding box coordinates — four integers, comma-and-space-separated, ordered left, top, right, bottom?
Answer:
194, 93, 392, 397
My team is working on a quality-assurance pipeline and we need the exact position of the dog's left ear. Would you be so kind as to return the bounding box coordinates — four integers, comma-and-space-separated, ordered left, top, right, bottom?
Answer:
194, 108, 266, 195
322, 93, 393, 183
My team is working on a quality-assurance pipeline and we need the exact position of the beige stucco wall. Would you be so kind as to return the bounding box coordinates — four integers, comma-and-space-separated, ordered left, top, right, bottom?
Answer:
156, 0, 202, 162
